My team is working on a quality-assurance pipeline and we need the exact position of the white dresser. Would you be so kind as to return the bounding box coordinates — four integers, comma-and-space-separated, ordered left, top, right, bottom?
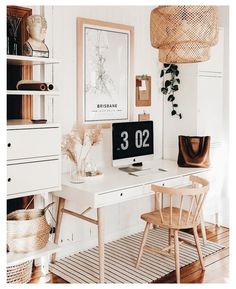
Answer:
7, 120, 61, 200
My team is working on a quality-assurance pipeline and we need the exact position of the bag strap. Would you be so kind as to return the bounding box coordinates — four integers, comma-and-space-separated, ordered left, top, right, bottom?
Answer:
184, 136, 205, 158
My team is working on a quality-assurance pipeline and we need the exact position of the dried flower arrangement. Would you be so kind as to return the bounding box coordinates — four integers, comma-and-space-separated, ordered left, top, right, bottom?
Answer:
61, 124, 102, 168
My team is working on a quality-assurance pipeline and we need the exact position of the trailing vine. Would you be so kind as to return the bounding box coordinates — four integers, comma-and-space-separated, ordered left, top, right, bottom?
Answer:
160, 63, 182, 119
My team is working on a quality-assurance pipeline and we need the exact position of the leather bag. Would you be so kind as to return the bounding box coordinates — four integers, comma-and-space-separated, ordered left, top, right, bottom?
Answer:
177, 135, 211, 168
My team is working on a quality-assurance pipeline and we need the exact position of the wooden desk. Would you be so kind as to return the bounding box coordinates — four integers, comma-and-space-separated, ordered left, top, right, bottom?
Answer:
52, 159, 209, 283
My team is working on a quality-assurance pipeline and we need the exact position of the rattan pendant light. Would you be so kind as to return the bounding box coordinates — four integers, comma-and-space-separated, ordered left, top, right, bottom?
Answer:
150, 6, 219, 63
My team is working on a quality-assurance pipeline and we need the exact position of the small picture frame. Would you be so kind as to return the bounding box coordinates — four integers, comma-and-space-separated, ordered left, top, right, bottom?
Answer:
136, 75, 151, 107
138, 113, 150, 121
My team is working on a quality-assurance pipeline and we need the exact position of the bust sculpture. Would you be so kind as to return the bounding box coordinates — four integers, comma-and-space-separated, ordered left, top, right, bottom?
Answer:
23, 15, 49, 57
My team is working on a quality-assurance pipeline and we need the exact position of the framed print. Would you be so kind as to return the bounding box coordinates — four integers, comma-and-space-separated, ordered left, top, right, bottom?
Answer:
77, 18, 134, 125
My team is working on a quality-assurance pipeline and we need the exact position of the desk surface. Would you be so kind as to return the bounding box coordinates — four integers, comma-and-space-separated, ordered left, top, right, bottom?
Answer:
53, 159, 208, 208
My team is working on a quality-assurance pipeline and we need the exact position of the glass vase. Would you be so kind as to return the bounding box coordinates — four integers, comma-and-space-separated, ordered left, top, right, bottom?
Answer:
70, 162, 85, 183
7, 15, 21, 55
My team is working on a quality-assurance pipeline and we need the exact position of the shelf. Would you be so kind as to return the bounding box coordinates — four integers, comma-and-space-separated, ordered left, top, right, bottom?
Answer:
7, 242, 60, 266
7, 119, 60, 129
7, 90, 60, 96
7, 55, 61, 65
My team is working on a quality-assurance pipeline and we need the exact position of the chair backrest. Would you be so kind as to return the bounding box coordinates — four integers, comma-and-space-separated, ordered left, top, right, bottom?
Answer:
151, 175, 209, 228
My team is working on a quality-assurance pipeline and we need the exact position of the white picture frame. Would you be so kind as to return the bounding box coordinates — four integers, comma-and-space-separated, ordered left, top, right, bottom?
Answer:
77, 18, 134, 126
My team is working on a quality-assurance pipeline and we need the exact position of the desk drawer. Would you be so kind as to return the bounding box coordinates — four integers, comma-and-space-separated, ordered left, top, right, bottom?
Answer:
7, 159, 60, 196
7, 127, 60, 160
95, 186, 151, 207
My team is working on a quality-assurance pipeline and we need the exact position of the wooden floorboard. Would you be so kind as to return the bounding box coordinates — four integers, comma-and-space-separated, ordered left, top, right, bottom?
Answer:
29, 223, 229, 284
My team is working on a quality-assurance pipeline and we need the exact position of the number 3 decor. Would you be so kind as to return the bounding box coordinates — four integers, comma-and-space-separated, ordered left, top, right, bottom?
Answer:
77, 18, 134, 125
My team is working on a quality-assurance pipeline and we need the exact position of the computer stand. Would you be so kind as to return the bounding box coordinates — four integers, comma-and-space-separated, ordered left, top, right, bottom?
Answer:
131, 162, 143, 167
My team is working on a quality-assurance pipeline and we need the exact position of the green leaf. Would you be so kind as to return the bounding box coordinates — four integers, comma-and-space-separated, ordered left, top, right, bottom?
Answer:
168, 95, 175, 102
164, 63, 170, 68
172, 85, 179, 91
160, 70, 164, 77
176, 78, 180, 84
170, 64, 178, 71
161, 87, 168, 94
171, 110, 177, 116
173, 103, 178, 107
166, 68, 171, 73
179, 113, 182, 119
175, 70, 180, 76
165, 80, 171, 87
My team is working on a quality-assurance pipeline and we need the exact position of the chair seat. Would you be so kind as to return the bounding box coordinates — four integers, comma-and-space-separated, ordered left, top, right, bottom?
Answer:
141, 207, 199, 229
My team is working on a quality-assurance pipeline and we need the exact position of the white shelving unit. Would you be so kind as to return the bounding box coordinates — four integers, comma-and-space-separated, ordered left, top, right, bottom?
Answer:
7, 55, 61, 122
7, 55, 62, 269
7, 55, 60, 65
7, 243, 60, 267
7, 90, 60, 96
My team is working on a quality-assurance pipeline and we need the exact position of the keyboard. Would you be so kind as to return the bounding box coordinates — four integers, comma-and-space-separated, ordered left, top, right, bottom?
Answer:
129, 169, 157, 177
129, 168, 168, 177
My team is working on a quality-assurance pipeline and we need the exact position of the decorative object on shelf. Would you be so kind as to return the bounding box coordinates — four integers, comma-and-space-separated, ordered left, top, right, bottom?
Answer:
7, 14, 22, 55
160, 63, 182, 119
177, 135, 211, 168
7, 260, 33, 283
7, 202, 54, 253
61, 124, 103, 183
77, 18, 134, 124
138, 112, 150, 121
150, 6, 218, 63
136, 75, 151, 107
31, 119, 47, 124
23, 15, 49, 58
16, 80, 54, 91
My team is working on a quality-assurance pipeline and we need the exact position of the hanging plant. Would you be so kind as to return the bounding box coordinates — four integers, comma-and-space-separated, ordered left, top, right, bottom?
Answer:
160, 63, 182, 119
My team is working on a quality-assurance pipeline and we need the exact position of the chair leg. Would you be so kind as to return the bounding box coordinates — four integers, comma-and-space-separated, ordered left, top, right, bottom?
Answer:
200, 210, 207, 245
174, 230, 180, 283
193, 226, 205, 271
136, 222, 150, 268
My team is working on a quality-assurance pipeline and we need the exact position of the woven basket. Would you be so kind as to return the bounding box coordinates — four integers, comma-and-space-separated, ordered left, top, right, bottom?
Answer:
7, 260, 33, 283
150, 6, 218, 63
7, 203, 53, 253
8, 225, 51, 253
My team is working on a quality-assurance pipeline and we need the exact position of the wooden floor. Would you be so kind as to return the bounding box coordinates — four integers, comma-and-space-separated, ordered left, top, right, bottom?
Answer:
30, 223, 229, 284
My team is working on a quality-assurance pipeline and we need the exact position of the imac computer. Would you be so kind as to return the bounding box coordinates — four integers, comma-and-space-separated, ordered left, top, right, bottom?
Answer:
112, 121, 154, 171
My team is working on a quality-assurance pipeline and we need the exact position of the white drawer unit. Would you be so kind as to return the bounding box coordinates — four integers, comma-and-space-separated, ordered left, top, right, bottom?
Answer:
95, 185, 152, 207
7, 127, 60, 160
7, 121, 61, 199
7, 159, 60, 196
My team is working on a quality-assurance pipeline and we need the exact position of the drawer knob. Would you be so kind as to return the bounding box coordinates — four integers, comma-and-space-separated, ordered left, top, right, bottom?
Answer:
120, 193, 123, 196
7, 143, 11, 147
8, 178, 11, 182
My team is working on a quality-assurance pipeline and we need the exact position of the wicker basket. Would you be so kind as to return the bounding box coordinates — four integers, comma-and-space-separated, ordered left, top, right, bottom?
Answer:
8, 225, 51, 253
7, 203, 53, 253
7, 260, 33, 283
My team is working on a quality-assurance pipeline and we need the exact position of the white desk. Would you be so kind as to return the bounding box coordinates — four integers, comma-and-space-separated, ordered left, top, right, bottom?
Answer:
52, 159, 209, 283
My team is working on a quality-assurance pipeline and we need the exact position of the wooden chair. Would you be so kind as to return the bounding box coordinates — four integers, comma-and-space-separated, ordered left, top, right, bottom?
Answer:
136, 175, 209, 283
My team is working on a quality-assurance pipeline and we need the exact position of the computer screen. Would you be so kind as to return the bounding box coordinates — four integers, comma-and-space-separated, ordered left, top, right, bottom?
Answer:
112, 121, 154, 168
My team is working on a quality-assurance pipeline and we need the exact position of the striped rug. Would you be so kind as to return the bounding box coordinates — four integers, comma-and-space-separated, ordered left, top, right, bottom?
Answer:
49, 228, 224, 283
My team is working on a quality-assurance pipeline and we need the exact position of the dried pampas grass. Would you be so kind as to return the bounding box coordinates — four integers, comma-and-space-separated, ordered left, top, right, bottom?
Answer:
61, 124, 103, 165
61, 133, 78, 164
88, 126, 103, 146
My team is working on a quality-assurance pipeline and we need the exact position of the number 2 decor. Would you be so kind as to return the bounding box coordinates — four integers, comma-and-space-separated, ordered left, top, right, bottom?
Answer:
77, 18, 134, 124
